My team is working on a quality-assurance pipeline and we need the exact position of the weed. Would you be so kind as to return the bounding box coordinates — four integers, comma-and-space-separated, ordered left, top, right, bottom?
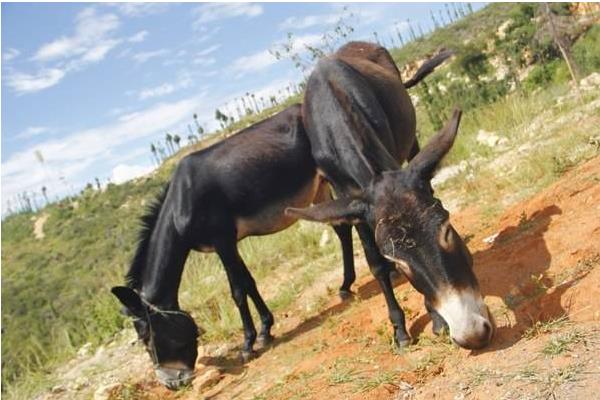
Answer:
329, 359, 356, 385
523, 315, 570, 339
354, 370, 399, 393
541, 330, 586, 356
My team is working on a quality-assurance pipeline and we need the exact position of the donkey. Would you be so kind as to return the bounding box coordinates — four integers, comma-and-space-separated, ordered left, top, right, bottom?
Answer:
287, 41, 494, 350
111, 48, 453, 389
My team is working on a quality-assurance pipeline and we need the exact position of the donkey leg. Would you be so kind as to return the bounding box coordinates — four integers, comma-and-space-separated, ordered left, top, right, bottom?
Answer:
215, 240, 257, 362
332, 223, 355, 300
237, 260, 275, 347
356, 224, 411, 347
425, 298, 448, 336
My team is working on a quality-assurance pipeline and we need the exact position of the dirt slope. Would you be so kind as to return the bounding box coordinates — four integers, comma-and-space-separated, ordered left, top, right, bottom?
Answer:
37, 156, 600, 400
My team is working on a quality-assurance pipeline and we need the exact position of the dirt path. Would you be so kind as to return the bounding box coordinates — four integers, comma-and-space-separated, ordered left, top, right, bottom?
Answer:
99, 156, 599, 400
36, 156, 600, 400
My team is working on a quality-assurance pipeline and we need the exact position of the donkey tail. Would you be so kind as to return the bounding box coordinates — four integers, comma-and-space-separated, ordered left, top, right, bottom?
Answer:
403, 49, 454, 89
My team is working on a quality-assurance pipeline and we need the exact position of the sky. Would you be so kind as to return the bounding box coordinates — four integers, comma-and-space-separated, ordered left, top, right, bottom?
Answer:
1, 2, 484, 215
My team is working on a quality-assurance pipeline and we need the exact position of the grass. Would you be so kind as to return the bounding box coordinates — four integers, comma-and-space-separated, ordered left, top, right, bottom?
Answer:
541, 330, 586, 356
523, 315, 570, 339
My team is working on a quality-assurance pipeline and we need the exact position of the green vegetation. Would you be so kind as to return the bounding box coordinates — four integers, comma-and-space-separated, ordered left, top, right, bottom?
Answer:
2, 3, 599, 398
541, 330, 586, 356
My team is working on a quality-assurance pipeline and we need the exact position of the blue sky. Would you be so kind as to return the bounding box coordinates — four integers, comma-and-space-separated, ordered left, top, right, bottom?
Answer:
1, 2, 483, 214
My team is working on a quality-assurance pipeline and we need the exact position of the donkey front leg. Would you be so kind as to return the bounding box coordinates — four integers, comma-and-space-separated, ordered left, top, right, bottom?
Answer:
216, 240, 258, 362
332, 223, 355, 300
356, 224, 412, 347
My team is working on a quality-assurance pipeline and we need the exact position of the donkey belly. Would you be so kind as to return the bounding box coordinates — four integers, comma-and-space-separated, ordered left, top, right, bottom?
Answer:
235, 174, 321, 240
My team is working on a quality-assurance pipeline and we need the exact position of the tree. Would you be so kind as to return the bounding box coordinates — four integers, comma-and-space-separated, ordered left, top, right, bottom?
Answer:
150, 143, 160, 166
542, 2, 581, 84
193, 113, 205, 137
173, 134, 181, 149
41, 186, 48, 205
165, 133, 174, 155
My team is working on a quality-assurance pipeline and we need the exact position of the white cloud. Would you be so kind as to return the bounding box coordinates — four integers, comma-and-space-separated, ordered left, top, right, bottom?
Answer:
15, 126, 51, 140
229, 33, 322, 77
139, 83, 177, 100
288, 33, 323, 50
2, 95, 203, 211
192, 3, 262, 28
278, 13, 341, 31
5, 68, 67, 94
128, 30, 149, 43
33, 7, 120, 61
6, 7, 122, 94
79, 39, 121, 63
111, 163, 153, 184
3, 48, 21, 61
111, 3, 169, 17
137, 73, 193, 100
132, 49, 169, 64
197, 44, 221, 57
193, 56, 216, 67
230, 50, 277, 75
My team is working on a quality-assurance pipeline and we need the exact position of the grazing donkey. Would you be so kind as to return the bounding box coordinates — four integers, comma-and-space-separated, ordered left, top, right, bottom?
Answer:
111, 47, 453, 389
287, 41, 494, 350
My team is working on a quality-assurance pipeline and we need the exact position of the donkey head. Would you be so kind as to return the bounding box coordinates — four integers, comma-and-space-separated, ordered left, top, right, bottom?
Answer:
111, 286, 199, 389
287, 110, 493, 349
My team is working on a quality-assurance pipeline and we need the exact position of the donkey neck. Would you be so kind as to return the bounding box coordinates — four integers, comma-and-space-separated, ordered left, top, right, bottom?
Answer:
136, 209, 190, 310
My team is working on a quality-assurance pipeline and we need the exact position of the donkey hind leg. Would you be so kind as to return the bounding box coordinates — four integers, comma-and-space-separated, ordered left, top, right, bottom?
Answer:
425, 298, 448, 336
215, 240, 273, 361
314, 183, 356, 300
356, 224, 412, 347
332, 223, 355, 300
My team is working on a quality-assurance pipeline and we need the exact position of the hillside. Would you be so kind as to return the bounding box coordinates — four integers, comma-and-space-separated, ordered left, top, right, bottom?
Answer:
2, 3, 599, 399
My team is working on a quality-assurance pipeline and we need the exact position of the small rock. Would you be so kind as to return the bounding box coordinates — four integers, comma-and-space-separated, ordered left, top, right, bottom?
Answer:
95, 345, 106, 356
496, 19, 513, 40
94, 383, 120, 400
319, 230, 331, 247
580, 72, 600, 89
77, 342, 92, 358
67, 377, 89, 391
483, 232, 499, 244
51, 384, 66, 394
194, 367, 221, 390
476, 129, 508, 148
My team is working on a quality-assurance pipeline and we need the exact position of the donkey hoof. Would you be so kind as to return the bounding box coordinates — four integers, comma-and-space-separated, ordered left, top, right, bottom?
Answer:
239, 349, 256, 363
394, 332, 413, 348
256, 333, 274, 348
339, 289, 354, 301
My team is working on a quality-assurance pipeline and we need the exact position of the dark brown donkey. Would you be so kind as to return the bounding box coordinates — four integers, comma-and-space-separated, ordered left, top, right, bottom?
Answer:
111, 48, 452, 389
287, 41, 494, 350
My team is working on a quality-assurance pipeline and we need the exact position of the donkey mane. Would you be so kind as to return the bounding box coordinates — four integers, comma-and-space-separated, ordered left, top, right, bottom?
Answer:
126, 182, 170, 289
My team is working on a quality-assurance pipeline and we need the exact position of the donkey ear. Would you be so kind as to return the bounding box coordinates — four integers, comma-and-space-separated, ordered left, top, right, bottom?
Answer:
111, 286, 145, 318
285, 197, 368, 225
408, 108, 462, 180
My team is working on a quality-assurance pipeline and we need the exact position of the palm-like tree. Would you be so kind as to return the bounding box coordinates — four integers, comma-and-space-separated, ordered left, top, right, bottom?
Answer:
165, 133, 174, 155
173, 134, 181, 149
41, 186, 48, 205
150, 143, 159, 165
